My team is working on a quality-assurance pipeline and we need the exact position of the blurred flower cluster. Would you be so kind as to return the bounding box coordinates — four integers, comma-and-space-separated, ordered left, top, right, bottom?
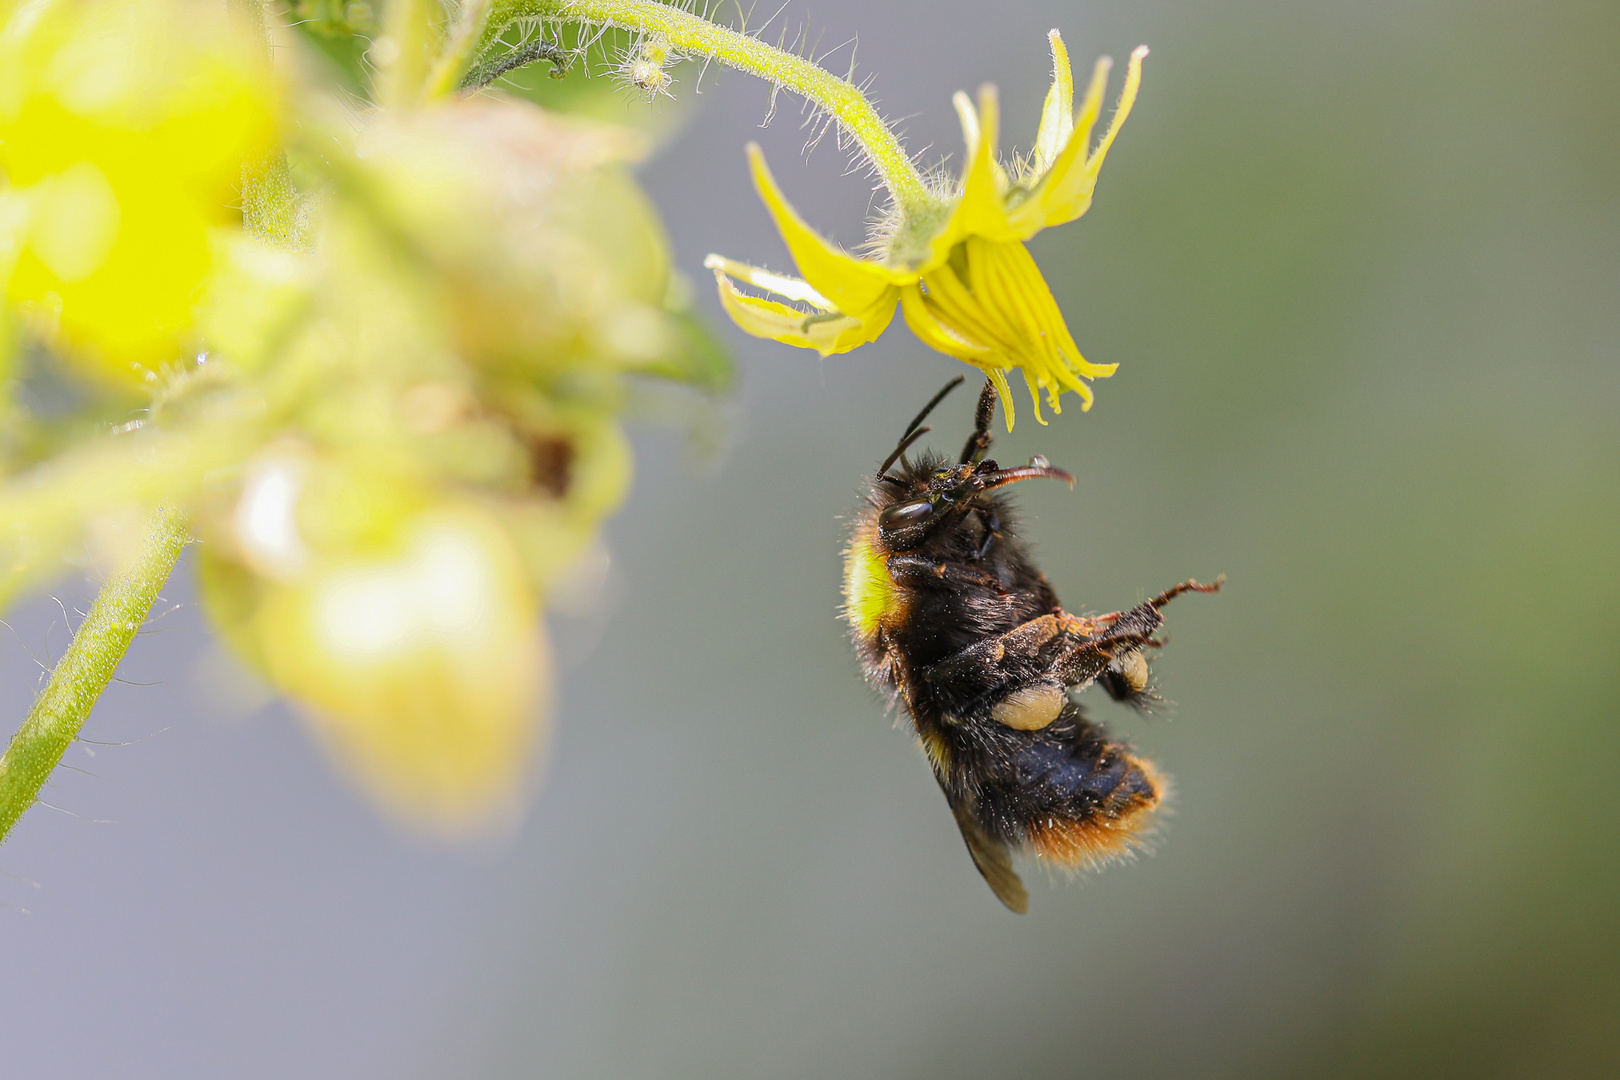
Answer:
0, 0, 722, 831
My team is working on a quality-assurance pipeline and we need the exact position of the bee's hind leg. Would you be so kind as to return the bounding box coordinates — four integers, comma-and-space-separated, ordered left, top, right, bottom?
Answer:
1055, 576, 1224, 692
1148, 576, 1225, 607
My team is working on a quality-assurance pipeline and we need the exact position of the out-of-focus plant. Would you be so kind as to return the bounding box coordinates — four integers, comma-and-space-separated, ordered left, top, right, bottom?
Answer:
0, 0, 1141, 848
0, 0, 722, 838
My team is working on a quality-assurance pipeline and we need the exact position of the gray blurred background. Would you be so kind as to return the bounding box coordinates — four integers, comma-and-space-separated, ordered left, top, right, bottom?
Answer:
3, 0, 1617, 1076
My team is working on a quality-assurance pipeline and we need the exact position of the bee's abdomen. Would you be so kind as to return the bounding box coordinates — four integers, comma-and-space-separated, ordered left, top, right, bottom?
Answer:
969, 708, 1164, 871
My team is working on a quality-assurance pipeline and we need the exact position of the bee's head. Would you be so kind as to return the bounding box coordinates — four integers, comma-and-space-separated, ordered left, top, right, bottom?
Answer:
874, 453, 1073, 551
871, 376, 1073, 552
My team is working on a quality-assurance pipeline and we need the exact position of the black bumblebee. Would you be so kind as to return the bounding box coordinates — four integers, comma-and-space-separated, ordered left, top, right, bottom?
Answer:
842, 376, 1220, 911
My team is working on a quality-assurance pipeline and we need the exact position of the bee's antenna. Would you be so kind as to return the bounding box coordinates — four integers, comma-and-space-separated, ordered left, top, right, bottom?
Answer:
960, 377, 996, 464
879, 426, 932, 479
879, 375, 964, 478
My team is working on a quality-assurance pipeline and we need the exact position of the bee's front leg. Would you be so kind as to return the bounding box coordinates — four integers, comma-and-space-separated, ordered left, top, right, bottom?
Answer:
885, 554, 1004, 591
972, 507, 1001, 560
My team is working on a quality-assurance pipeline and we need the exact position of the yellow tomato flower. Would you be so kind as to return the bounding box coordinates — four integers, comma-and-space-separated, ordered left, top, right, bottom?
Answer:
706, 33, 1145, 427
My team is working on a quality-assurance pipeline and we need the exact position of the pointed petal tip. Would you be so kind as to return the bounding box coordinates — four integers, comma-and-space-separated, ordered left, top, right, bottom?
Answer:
745, 142, 774, 187
953, 90, 980, 153
987, 368, 1016, 431
974, 83, 1002, 156
702, 253, 724, 270
1132, 45, 1150, 60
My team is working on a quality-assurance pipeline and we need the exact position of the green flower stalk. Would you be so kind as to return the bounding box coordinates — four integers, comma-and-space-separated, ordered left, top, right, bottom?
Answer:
0, 508, 187, 846
480, 0, 932, 210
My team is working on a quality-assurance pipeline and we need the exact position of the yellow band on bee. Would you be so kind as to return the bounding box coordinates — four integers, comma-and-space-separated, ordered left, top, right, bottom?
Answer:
842, 528, 897, 641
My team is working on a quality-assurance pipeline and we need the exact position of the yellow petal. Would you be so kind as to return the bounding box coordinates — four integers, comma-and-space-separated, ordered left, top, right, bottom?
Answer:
709, 263, 892, 356
1008, 46, 1146, 237
703, 254, 836, 310
1031, 30, 1075, 179
1072, 54, 1118, 185
899, 281, 995, 363
954, 90, 982, 159
0, 0, 274, 386
1082, 47, 1148, 184
902, 238, 1117, 428
898, 282, 1019, 429
928, 86, 1019, 269
950, 89, 1009, 199
986, 368, 1017, 430
746, 143, 912, 316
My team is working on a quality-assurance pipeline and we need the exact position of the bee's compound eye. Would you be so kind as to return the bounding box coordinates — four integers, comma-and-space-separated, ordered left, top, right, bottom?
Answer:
879, 499, 934, 530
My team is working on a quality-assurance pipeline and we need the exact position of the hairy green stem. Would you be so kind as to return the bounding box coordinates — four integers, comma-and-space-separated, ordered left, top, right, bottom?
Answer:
235, 0, 301, 246
0, 0, 291, 851
427, 0, 494, 98
486, 0, 932, 210
0, 508, 189, 847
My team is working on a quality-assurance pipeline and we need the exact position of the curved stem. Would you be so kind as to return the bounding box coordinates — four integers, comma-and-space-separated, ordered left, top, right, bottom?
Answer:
486, 0, 932, 211
0, 508, 189, 847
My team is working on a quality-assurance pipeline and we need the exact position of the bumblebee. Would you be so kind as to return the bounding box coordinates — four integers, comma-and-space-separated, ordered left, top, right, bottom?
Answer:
843, 376, 1221, 911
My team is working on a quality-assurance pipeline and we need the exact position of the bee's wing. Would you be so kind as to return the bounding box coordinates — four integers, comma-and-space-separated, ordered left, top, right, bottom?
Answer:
944, 786, 1029, 913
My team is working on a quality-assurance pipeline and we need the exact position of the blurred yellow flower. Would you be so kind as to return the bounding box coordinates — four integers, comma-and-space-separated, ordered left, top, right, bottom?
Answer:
0, 0, 273, 390
203, 493, 547, 832
185, 92, 706, 832
706, 33, 1145, 427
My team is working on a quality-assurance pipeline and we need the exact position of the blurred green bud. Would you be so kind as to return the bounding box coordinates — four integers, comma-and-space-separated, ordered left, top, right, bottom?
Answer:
343, 98, 689, 379
194, 232, 313, 376
2, 8, 730, 837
